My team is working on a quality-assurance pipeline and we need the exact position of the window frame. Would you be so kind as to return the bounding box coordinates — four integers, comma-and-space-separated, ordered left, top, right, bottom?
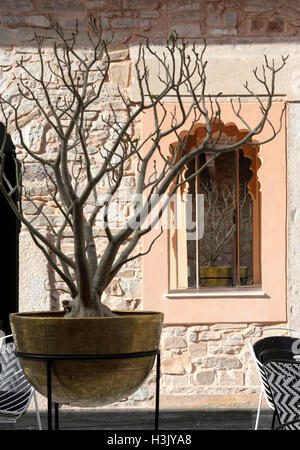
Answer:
142, 102, 286, 324
168, 146, 261, 291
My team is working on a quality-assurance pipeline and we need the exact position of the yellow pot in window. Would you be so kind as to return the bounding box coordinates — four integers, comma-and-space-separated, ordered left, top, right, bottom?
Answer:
200, 266, 248, 287
239, 266, 249, 285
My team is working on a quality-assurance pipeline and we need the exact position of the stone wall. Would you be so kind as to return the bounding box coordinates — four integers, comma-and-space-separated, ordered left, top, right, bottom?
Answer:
0, 0, 299, 411
55, 321, 283, 412
1, 0, 300, 43
134, 322, 273, 410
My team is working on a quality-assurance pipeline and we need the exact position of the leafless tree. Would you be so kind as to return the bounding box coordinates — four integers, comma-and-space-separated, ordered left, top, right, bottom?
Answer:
199, 180, 250, 267
0, 18, 287, 317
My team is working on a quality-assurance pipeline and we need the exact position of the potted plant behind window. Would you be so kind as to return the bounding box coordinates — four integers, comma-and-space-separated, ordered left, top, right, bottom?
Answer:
198, 179, 250, 287
0, 18, 286, 407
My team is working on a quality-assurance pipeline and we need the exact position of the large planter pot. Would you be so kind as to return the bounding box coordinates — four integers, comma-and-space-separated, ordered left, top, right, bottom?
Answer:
10, 310, 163, 407
200, 266, 248, 287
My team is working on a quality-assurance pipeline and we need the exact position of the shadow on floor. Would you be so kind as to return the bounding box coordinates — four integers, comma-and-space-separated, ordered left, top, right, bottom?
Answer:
8, 409, 275, 431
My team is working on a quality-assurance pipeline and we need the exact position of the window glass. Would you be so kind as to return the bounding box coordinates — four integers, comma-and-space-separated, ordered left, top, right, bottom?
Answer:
169, 149, 260, 289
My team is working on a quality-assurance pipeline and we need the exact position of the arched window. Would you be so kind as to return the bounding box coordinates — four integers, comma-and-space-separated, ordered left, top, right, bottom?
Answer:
142, 102, 286, 324
169, 121, 261, 291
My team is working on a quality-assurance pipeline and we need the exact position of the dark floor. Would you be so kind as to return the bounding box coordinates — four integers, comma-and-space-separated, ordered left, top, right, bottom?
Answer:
7, 409, 274, 431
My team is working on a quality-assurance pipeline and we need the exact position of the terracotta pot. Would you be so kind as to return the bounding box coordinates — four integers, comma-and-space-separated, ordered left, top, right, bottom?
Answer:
10, 310, 163, 407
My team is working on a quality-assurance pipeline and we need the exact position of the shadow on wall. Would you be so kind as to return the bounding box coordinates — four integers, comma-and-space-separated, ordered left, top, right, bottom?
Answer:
0, 123, 20, 334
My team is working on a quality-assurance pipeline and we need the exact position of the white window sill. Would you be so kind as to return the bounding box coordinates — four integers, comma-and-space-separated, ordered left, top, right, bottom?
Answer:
164, 289, 266, 299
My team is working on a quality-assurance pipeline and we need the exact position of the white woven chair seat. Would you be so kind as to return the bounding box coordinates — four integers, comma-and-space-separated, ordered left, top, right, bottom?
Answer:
0, 334, 42, 429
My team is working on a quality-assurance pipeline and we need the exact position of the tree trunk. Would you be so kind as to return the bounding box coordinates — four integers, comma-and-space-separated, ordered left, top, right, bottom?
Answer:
64, 293, 116, 318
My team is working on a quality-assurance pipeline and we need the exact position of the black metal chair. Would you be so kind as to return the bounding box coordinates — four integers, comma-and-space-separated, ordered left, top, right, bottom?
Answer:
260, 348, 300, 430
249, 328, 300, 429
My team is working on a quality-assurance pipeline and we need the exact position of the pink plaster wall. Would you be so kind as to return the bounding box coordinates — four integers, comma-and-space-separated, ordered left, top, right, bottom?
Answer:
142, 102, 286, 324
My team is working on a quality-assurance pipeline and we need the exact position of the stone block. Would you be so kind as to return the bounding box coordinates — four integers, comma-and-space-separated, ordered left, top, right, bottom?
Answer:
22, 200, 43, 215
187, 331, 198, 343
163, 336, 187, 350
0, 27, 51, 47
216, 370, 245, 386
106, 30, 131, 44
15, 109, 41, 129
166, 375, 189, 386
26, 15, 51, 28
208, 345, 242, 355
170, 23, 202, 38
188, 342, 207, 360
199, 331, 221, 341
140, 11, 160, 18
123, 0, 158, 8
178, 3, 201, 11
201, 356, 242, 370
266, 17, 284, 33
250, 16, 266, 33
244, 2, 275, 12
162, 326, 187, 337
168, 12, 201, 23
129, 386, 152, 401
239, 349, 253, 364
0, 50, 15, 66
119, 269, 135, 278
102, 295, 127, 311
207, 12, 223, 28
225, 11, 238, 27
126, 279, 142, 298
194, 369, 216, 385
35, 0, 84, 11
109, 61, 130, 88
209, 28, 237, 36
220, 336, 244, 346
0, 0, 32, 11
86, 0, 121, 8
163, 354, 192, 375
84, 0, 122, 8
105, 46, 129, 62
111, 18, 136, 29
160, 350, 173, 362
1, 16, 26, 26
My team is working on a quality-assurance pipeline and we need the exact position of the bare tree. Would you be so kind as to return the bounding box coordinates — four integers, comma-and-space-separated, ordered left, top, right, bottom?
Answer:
0, 18, 287, 318
198, 180, 250, 267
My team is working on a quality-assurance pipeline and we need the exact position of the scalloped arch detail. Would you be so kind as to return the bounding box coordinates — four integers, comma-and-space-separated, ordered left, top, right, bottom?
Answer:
169, 120, 261, 200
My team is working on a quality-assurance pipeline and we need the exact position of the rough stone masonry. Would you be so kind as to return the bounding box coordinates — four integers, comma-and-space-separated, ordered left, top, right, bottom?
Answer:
1, 0, 298, 411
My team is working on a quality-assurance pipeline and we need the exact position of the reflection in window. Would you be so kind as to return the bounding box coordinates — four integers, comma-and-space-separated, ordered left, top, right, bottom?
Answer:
169, 148, 261, 290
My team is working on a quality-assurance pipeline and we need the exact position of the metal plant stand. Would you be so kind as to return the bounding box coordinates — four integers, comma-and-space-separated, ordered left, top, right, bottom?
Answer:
15, 350, 161, 431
